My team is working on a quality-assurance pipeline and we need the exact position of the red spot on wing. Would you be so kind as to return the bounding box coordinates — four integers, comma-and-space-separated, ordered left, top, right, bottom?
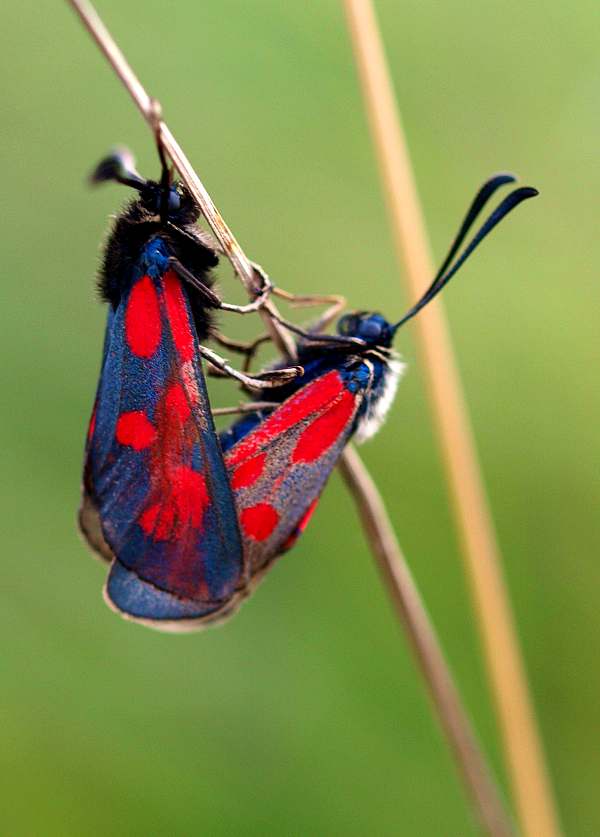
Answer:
138, 503, 160, 534
165, 382, 191, 425
139, 466, 209, 540
297, 498, 319, 533
292, 390, 356, 463
115, 411, 157, 450
125, 275, 161, 357
280, 498, 319, 553
163, 271, 194, 361
230, 453, 267, 490
87, 406, 96, 441
226, 371, 346, 467
241, 503, 279, 541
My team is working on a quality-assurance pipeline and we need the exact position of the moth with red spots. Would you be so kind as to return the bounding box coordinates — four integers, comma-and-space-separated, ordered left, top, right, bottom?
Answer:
220, 175, 539, 582
80, 143, 294, 630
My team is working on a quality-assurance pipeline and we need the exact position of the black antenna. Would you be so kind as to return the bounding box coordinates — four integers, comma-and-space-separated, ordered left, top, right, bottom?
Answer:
153, 116, 172, 223
392, 180, 539, 332
89, 147, 146, 191
430, 173, 516, 285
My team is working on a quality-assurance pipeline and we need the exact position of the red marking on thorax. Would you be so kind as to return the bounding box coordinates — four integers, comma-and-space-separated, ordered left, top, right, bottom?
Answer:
116, 411, 157, 450
292, 389, 355, 463
125, 275, 161, 357
241, 503, 279, 541
163, 271, 194, 361
230, 453, 267, 490
226, 371, 346, 467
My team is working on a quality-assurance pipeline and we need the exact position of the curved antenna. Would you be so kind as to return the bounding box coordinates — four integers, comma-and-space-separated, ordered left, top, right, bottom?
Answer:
149, 100, 173, 223
89, 147, 146, 191
432, 173, 516, 285
390, 174, 516, 332
392, 184, 539, 332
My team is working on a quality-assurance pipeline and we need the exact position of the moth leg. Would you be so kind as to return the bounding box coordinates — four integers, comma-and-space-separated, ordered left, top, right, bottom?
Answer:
198, 345, 302, 390
219, 289, 271, 315
220, 262, 273, 314
166, 221, 220, 252
271, 287, 347, 333
169, 257, 222, 306
149, 98, 175, 221
212, 401, 278, 417
212, 332, 271, 354
149, 98, 167, 171
250, 260, 346, 332
169, 257, 273, 315
204, 365, 229, 380
212, 331, 272, 372
267, 311, 365, 348
249, 260, 270, 289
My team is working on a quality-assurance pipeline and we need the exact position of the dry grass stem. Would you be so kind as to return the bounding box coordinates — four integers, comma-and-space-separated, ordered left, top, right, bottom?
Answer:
342, 1, 561, 834
69, 0, 513, 831
340, 448, 514, 837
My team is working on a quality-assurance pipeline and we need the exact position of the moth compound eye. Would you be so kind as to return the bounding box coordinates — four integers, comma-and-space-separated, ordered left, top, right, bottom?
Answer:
167, 189, 181, 215
357, 319, 383, 341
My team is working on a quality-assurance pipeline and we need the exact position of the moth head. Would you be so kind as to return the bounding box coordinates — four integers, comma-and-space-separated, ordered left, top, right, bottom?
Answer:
89, 147, 183, 222
337, 312, 394, 347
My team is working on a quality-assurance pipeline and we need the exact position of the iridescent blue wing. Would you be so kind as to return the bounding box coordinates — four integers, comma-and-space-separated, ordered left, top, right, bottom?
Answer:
81, 237, 245, 629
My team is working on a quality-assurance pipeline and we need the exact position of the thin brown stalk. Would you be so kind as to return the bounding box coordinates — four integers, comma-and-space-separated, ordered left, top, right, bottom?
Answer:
68, 1, 514, 832
339, 448, 513, 837
342, 2, 561, 835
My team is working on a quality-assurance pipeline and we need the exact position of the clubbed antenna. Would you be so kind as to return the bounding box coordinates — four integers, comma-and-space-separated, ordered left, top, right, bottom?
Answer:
89, 146, 146, 191
392, 177, 539, 332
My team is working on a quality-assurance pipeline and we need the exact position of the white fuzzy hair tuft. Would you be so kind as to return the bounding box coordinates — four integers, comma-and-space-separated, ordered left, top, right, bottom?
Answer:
355, 357, 405, 443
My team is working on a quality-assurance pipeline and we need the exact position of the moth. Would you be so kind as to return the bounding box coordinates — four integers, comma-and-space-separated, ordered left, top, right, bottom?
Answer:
80, 142, 296, 630
219, 175, 538, 583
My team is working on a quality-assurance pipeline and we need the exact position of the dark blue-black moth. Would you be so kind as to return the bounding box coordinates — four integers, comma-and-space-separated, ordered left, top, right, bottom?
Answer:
219, 174, 538, 584
80, 143, 296, 630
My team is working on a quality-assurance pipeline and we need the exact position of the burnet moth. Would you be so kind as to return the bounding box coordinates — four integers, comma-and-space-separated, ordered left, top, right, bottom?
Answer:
219, 174, 538, 578
80, 139, 298, 631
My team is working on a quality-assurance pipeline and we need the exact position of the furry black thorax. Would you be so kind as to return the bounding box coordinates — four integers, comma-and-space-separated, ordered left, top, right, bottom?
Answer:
98, 183, 219, 341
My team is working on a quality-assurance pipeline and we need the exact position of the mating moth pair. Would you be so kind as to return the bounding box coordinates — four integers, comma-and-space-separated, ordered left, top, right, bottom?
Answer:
79, 142, 537, 631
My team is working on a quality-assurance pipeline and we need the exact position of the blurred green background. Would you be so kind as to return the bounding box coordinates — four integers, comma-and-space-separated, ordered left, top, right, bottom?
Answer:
2, 1, 599, 834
